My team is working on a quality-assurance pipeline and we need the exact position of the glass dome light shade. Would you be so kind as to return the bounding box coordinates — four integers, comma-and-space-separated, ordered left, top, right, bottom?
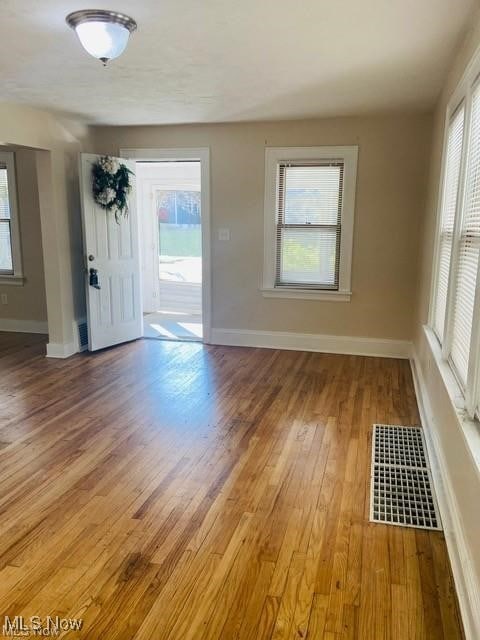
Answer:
75, 21, 129, 61
66, 10, 137, 64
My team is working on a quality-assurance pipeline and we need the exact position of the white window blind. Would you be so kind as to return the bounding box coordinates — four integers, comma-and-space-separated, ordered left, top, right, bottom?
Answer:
450, 84, 480, 385
433, 105, 465, 340
0, 165, 13, 273
275, 162, 344, 289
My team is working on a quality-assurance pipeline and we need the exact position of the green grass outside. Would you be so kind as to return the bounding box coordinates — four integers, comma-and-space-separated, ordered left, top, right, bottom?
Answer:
159, 224, 202, 257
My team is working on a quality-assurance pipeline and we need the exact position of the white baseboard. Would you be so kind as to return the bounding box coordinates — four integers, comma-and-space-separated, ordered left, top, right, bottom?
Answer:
410, 353, 480, 640
46, 341, 77, 359
211, 328, 412, 359
0, 318, 48, 334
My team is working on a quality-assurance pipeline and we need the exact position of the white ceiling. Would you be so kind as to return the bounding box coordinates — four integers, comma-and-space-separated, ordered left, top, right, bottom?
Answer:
0, 0, 475, 125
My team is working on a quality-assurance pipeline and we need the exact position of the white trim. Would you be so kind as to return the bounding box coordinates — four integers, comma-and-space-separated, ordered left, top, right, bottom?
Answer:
410, 339, 480, 640
0, 151, 24, 280
0, 275, 25, 286
120, 147, 212, 344
448, 41, 480, 118
0, 318, 47, 334
422, 325, 480, 468
263, 146, 358, 296
428, 105, 451, 330
211, 328, 411, 359
261, 287, 351, 301
46, 341, 77, 358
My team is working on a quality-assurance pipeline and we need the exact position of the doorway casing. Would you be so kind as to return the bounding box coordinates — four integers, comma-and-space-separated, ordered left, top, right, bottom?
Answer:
121, 148, 211, 343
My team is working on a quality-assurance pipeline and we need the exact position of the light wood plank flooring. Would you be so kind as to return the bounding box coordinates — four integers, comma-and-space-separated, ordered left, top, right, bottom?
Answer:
0, 332, 464, 639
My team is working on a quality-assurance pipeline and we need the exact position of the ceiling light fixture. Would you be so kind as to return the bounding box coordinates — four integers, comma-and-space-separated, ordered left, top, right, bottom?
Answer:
66, 10, 137, 65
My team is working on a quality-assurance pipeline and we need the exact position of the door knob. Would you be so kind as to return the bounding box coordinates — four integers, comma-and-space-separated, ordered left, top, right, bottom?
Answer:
88, 254, 95, 261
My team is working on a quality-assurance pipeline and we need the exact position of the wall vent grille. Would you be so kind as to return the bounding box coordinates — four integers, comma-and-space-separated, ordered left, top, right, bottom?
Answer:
370, 424, 441, 530
77, 320, 88, 351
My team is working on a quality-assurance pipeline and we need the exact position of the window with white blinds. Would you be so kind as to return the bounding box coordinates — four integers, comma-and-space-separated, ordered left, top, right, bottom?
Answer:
0, 165, 14, 272
275, 162, 343, 289
263, 146, 358, 300
432, 105, 464, 341
0, 151, 22, 282
431, 74, 480, 418
450, 83, 480, 386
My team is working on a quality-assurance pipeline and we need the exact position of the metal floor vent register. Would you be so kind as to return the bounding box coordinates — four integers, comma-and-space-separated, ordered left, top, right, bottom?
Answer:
370, 424, 441, 530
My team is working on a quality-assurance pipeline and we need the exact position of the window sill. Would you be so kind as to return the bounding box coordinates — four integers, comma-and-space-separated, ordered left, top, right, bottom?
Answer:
0, 275, 24, 286
261, 287, 351, 301
423, 325, 480, 474
424, 325, 466, 409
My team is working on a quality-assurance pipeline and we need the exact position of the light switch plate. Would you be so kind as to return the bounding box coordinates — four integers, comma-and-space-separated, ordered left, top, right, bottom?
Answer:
218, 228, 230, 241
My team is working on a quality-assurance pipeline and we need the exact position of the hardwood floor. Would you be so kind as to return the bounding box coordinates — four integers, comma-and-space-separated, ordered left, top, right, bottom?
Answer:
0, 332, 464, 639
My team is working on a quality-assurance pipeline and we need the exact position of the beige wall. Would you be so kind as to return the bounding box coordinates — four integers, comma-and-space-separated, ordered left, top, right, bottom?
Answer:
94, 113, 432, 340
414, 6, 480, 626
0, 103, 93, 349
0, 148, 47, 324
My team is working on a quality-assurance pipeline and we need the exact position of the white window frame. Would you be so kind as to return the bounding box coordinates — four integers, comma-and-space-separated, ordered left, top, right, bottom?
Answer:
0, 151, 23, 285
429, 48, 480, 420
262, 146, 358, 301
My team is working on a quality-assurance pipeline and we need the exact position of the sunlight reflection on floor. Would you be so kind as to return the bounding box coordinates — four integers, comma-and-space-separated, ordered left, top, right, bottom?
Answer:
143, 312, 203, 342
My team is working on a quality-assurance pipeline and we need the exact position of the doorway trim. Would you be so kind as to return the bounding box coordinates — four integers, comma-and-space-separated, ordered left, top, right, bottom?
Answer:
120, 147, 211, 343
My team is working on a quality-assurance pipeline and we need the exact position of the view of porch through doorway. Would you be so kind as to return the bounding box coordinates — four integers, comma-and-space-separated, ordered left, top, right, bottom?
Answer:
136, 160, 203, 341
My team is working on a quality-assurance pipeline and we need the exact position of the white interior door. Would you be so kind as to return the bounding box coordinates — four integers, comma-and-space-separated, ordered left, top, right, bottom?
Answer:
139, 177, 160, 313
79, 153, 143, 351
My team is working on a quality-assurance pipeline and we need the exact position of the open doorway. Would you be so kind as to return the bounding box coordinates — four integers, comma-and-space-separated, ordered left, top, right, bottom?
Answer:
135, 156, 207, 342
